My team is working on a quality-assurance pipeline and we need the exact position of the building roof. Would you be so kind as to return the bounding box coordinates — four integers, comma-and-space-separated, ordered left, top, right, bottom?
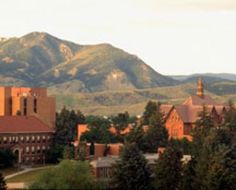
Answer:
183, 95, 219, 106
175, 105, 219, 123
160, 104, 173, 117
0, 116, 54, 134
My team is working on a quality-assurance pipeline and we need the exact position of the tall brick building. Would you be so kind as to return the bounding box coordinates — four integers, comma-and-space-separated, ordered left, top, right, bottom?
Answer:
0, 87, 55, 165
0, 87, 55, 128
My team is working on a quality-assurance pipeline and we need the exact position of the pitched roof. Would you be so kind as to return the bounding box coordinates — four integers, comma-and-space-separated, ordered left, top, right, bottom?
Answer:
160, 105, 173, 117
183, 95, 219, 106
0, 116, 54, 134
175, 105, 216, 123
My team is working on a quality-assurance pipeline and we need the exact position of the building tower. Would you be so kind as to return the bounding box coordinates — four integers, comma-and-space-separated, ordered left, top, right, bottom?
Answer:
197, 78, 204, 98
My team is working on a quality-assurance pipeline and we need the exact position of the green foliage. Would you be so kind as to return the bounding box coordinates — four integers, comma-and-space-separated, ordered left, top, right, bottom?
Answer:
142, 102, 168, 153
125, 123, 145, 151
111, 112, 130, 142
0, 149, 16, 169
0, 173, 6, 190
47, 107, 85, 163
205, 145, 236, 190
168, 138, 193, 155
154, 147, 183, 190
29, 160, 95, 190
193, 127, 236, 190
81, 115, 114, 144
192, 105, 214, 156
181, 157, 197, 190
223, 100, 236, 131
112, 143, 152, 190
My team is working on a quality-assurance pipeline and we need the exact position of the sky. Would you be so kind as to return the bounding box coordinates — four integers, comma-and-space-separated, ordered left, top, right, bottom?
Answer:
1, 0, 236, 75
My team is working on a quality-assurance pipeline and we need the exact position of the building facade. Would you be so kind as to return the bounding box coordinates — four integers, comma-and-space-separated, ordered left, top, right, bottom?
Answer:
0, 86, 55, 165
165, 78, 226, 140
0, 87, 55, 128
0, 116, 54, 164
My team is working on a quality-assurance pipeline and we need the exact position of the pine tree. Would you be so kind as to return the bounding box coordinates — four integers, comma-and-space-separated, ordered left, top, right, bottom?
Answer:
0, 173, 6, 190
112, 143, 151, 190
142, 103, 168, 153
181, 157, 197, 190
154, 147, 183, 190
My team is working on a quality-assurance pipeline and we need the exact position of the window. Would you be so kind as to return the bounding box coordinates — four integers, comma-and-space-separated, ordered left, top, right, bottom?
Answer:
33, 98, 37, 113
32, 136, 35, 143
37, 146, 40, 154
26, 136, 30, 143
26, 146, 29, 153
31, 146, 35, 154
23, 98, 27, 115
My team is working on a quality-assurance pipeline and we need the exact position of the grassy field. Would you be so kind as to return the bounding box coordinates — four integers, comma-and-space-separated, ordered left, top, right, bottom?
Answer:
6, 167, 52, 183
1, 167, 23, 177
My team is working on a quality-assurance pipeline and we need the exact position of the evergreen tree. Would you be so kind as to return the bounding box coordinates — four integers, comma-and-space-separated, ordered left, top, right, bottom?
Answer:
192, 105, 214, 156
154, 147, 183, 190
142, 103, 168, 153
112, 143, 152, 190
125, 123, 145, 151
205, 144, 236, 190
194, 127, 236, 190
181, 157, 197, 190
223, 100, 236, 131
142, 101, 158, 125
0, 173, 6, 190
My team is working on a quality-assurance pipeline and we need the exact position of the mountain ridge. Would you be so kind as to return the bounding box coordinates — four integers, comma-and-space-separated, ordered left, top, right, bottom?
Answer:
0, 32, 177, 92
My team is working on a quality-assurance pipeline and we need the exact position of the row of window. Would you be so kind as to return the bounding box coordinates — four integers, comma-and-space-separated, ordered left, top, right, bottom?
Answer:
0, 135, 51, 144
23, 145, 50, 154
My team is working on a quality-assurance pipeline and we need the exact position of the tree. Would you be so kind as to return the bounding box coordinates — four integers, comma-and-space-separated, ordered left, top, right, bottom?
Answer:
154, 147, 183, 190
205, 145, 236, 190
111, 112, 130, 142
81, 115, 114, 144
223, 100, 236, 131
142, 101, 158, 125
181, 157, 197, 190
192, 105, 214, 157
125, 123, 145, 151
0, 149, 16, 168
142, 103, 168, 153
0, 173, 6, 190
112, 143, 152, 190
47, 107, 85, 163
29, 160, 95, 190
193, 126, 236, 190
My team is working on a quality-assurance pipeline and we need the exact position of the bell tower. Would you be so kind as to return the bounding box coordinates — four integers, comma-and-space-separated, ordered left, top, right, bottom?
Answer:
197, 78, 204, 98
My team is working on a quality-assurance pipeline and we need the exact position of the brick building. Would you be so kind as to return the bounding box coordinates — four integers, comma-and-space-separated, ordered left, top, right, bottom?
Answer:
0, 87, 55, 128
0, 116, 53, 164
165, 78, 226, 140
0, 87, 55, 165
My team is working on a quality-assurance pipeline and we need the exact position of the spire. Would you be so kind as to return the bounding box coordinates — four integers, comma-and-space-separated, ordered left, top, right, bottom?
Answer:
197, 78, 204, 98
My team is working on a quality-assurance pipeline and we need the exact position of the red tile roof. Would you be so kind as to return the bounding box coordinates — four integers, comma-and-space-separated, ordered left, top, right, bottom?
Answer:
0, 116, 54, 134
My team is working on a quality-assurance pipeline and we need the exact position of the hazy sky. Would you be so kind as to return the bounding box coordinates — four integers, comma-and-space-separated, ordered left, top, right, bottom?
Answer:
1, 0, 236, 75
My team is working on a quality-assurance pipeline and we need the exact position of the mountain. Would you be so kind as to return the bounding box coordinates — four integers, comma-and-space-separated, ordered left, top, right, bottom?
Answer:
170, 73, 236, 82
0, 32, 176, 92
170, 74, 236, 96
